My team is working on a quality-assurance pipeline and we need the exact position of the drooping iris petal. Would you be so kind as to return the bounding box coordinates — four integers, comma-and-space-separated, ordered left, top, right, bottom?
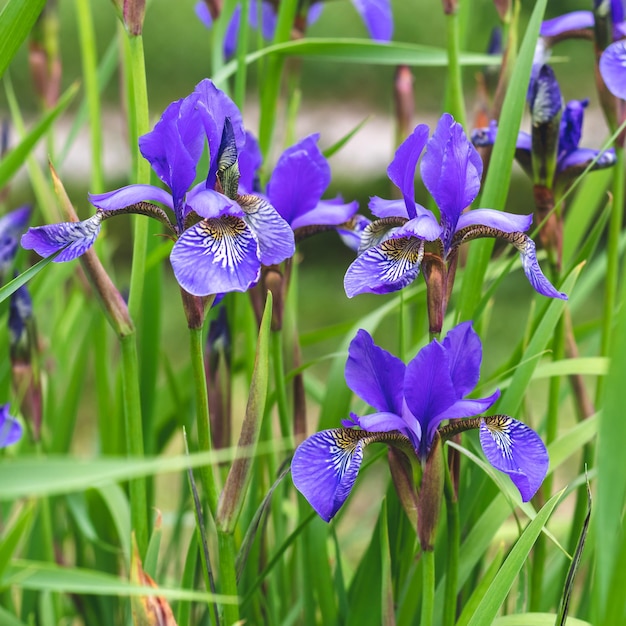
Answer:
421, 113, 483, 245
291, 429, 366, 522
170, 216, 260, 295
351, 0, 393, 41
441, 321, 482, 398
516, 237, 568, 299
404, 341, 457, 455
0, 206, 31, 240
89, 185, 175, 212
600, 40, 626, 100
266, 134, 330, 226
138, 94, 204, 217
434, 391, 500, 422
21, 214, 103, 262
345, 329, 405, 415
292, 197, 359, 230
337, 214, 371, 252
237, 194, 295, 265
540, 11, 594, 37
387, 124, 430, 220
369, 197, 410, 219
399, 214, 444, 241
479, 416, 549, 502
344, 236, 423, 297
456, 209, 533, 234
558, 147, 617, 175
350, 411, 410, 434
0, 404, 22, 447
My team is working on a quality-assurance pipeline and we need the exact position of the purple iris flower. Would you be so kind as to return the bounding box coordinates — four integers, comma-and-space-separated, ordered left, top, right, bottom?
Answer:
291, 322, 548, 522
266, 134, 358, 231
195, 0, 392, 55
0, 404, 22, 448
344, 113, 565, 301
600, 39, 626, 100
22, 79, 295, 297
472, 80, 617, 190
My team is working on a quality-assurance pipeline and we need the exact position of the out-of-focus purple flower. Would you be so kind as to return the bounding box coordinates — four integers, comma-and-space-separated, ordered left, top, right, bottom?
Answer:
195, 0, 393, 56
22, 79, 295, 298
600, 39, 626, 99
472, 80, 617, 189
291, 322, 548, 521
344, 113, 566, 301
0, 404, 22, 448
266, 134, 358, 230
0, 206, 31, 278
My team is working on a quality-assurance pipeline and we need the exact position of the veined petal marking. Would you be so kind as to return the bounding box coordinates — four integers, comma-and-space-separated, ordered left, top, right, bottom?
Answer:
377, 237, 424, 283
482, 415, 514, 460
195, 216, 252, 268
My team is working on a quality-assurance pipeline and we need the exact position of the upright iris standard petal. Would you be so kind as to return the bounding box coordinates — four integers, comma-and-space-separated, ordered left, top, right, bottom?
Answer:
291, 429, 366, 522
0, 404, 22, 447
420, 114, 483, 245
387, 124, 430, 219
344, 236, 424, 297
266, 134, 330, 226
516, 237, 568, 299
21, 214, 103, 262
345, 329, 405, 415
170, 216, 260, 296
600, 40, 626, 99
479, 416, 549, 501
441, 321, 482, 398
237, 194, 295, 265
559, 99, 588, 156
137, 94, 204, 217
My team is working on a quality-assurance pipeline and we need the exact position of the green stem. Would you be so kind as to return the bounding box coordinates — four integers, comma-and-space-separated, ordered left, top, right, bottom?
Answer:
421, 549, 436, 626
271, 330, 293, 449
124, 33, 151, 320
120, 333, 149, 555
597, 145, 624, 403
444, 9, 466, 128
442, 467, 459, 626
217, 531, 240, 624
75, 0, 103, 194
188, 326, 219, 515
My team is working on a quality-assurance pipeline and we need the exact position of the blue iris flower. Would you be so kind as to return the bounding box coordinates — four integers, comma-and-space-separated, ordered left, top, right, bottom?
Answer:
22, 79, 295, 297
292, 322, 549, 522
344, 113, 566, 300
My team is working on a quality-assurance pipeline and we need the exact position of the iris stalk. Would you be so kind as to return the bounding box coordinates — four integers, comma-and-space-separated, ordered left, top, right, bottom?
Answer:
442, 462, 460, 626
421, 549, 436, 626
444, 6, 466, 128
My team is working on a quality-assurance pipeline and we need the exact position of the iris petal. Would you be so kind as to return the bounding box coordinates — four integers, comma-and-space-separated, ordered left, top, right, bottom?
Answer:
456, 209, 533, 234
599, 40, 626, 100
291, 197, 359, 230
89, 185, 174, 212
345, 329, 405, 415
516, 236, 568, 299
170, 216, 260, 295
267, 134, 330, 226
21, 214, 103, 262
237, 194, 295, 265
291, 429, 366, 522
441, 321, 482, 398
344, 236, 423, 297
0, 404, 22, 448
540, 11, 594, 37
387, 124, 429, 220
421, 113, 482, 244
351, 0, 393, 41
479, 416, 549, 502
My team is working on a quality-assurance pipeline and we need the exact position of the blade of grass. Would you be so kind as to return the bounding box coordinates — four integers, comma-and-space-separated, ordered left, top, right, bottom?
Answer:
0, 0, 46, 78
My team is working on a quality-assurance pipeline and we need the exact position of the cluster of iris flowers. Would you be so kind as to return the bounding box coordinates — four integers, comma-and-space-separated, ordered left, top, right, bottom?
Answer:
20, 77, 565, 529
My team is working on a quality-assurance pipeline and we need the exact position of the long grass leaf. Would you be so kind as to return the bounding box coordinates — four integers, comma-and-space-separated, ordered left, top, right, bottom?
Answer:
0, 0, 46, 78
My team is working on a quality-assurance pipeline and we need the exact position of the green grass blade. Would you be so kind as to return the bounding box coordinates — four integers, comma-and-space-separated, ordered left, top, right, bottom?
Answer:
0, 252, 62, 304
0, 501, 35, 579
0, 0, 46, 78
457, 0, 548, 322
493, 615, 592, 626
466, 491, 563, 626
